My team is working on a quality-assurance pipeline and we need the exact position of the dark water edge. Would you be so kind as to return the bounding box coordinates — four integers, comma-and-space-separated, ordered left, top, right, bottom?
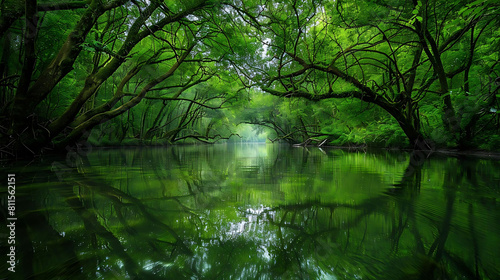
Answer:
1, 143, 500, 279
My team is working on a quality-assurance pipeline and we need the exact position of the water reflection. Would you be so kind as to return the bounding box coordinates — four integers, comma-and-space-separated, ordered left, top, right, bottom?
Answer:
1, 144, 500, 279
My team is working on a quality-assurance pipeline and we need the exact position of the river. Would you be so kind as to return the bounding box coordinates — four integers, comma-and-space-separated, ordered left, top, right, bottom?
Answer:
1, 143, 499, 279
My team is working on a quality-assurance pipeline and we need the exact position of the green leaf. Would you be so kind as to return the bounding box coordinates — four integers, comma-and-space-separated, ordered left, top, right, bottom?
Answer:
461, 8, 472, 16
469, 0, 486, 6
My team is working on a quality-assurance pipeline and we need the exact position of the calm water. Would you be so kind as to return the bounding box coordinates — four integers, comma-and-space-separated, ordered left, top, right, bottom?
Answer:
1, 144, 500, 279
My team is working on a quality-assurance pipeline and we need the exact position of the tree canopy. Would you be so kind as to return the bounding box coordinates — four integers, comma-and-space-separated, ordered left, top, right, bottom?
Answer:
1, 0, 499, 157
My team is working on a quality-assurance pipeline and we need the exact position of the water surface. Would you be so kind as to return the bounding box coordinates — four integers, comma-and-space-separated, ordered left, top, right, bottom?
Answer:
1, 144, 500, 279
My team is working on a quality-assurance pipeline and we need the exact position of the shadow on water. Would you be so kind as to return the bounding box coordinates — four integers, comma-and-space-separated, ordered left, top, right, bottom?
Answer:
1, 144, 499, 279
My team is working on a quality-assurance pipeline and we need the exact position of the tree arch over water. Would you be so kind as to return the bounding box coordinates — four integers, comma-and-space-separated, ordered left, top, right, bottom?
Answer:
1, 0, 499, 157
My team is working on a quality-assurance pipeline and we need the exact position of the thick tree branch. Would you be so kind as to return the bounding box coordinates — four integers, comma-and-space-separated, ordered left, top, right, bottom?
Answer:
56, 44, 195, 147
10, 0, 128, 132
0, 1, 89, 38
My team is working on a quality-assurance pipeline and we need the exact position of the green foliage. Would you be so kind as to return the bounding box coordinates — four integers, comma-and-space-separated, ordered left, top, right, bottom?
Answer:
1, 0, 499, 156
479, 134, 500, 151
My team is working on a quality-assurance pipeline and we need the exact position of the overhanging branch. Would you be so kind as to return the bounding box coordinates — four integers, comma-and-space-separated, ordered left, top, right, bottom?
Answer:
122, 94, 225, 110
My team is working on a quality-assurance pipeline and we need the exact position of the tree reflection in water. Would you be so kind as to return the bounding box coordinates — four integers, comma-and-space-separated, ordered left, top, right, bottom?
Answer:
2, 144, 499, 279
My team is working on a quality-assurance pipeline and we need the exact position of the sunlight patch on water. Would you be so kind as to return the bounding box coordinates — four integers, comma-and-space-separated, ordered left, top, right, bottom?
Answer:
227, 205, 275, 237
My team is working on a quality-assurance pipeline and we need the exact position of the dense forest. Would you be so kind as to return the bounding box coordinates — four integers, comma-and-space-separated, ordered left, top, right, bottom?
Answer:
1, 0, 499, 157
